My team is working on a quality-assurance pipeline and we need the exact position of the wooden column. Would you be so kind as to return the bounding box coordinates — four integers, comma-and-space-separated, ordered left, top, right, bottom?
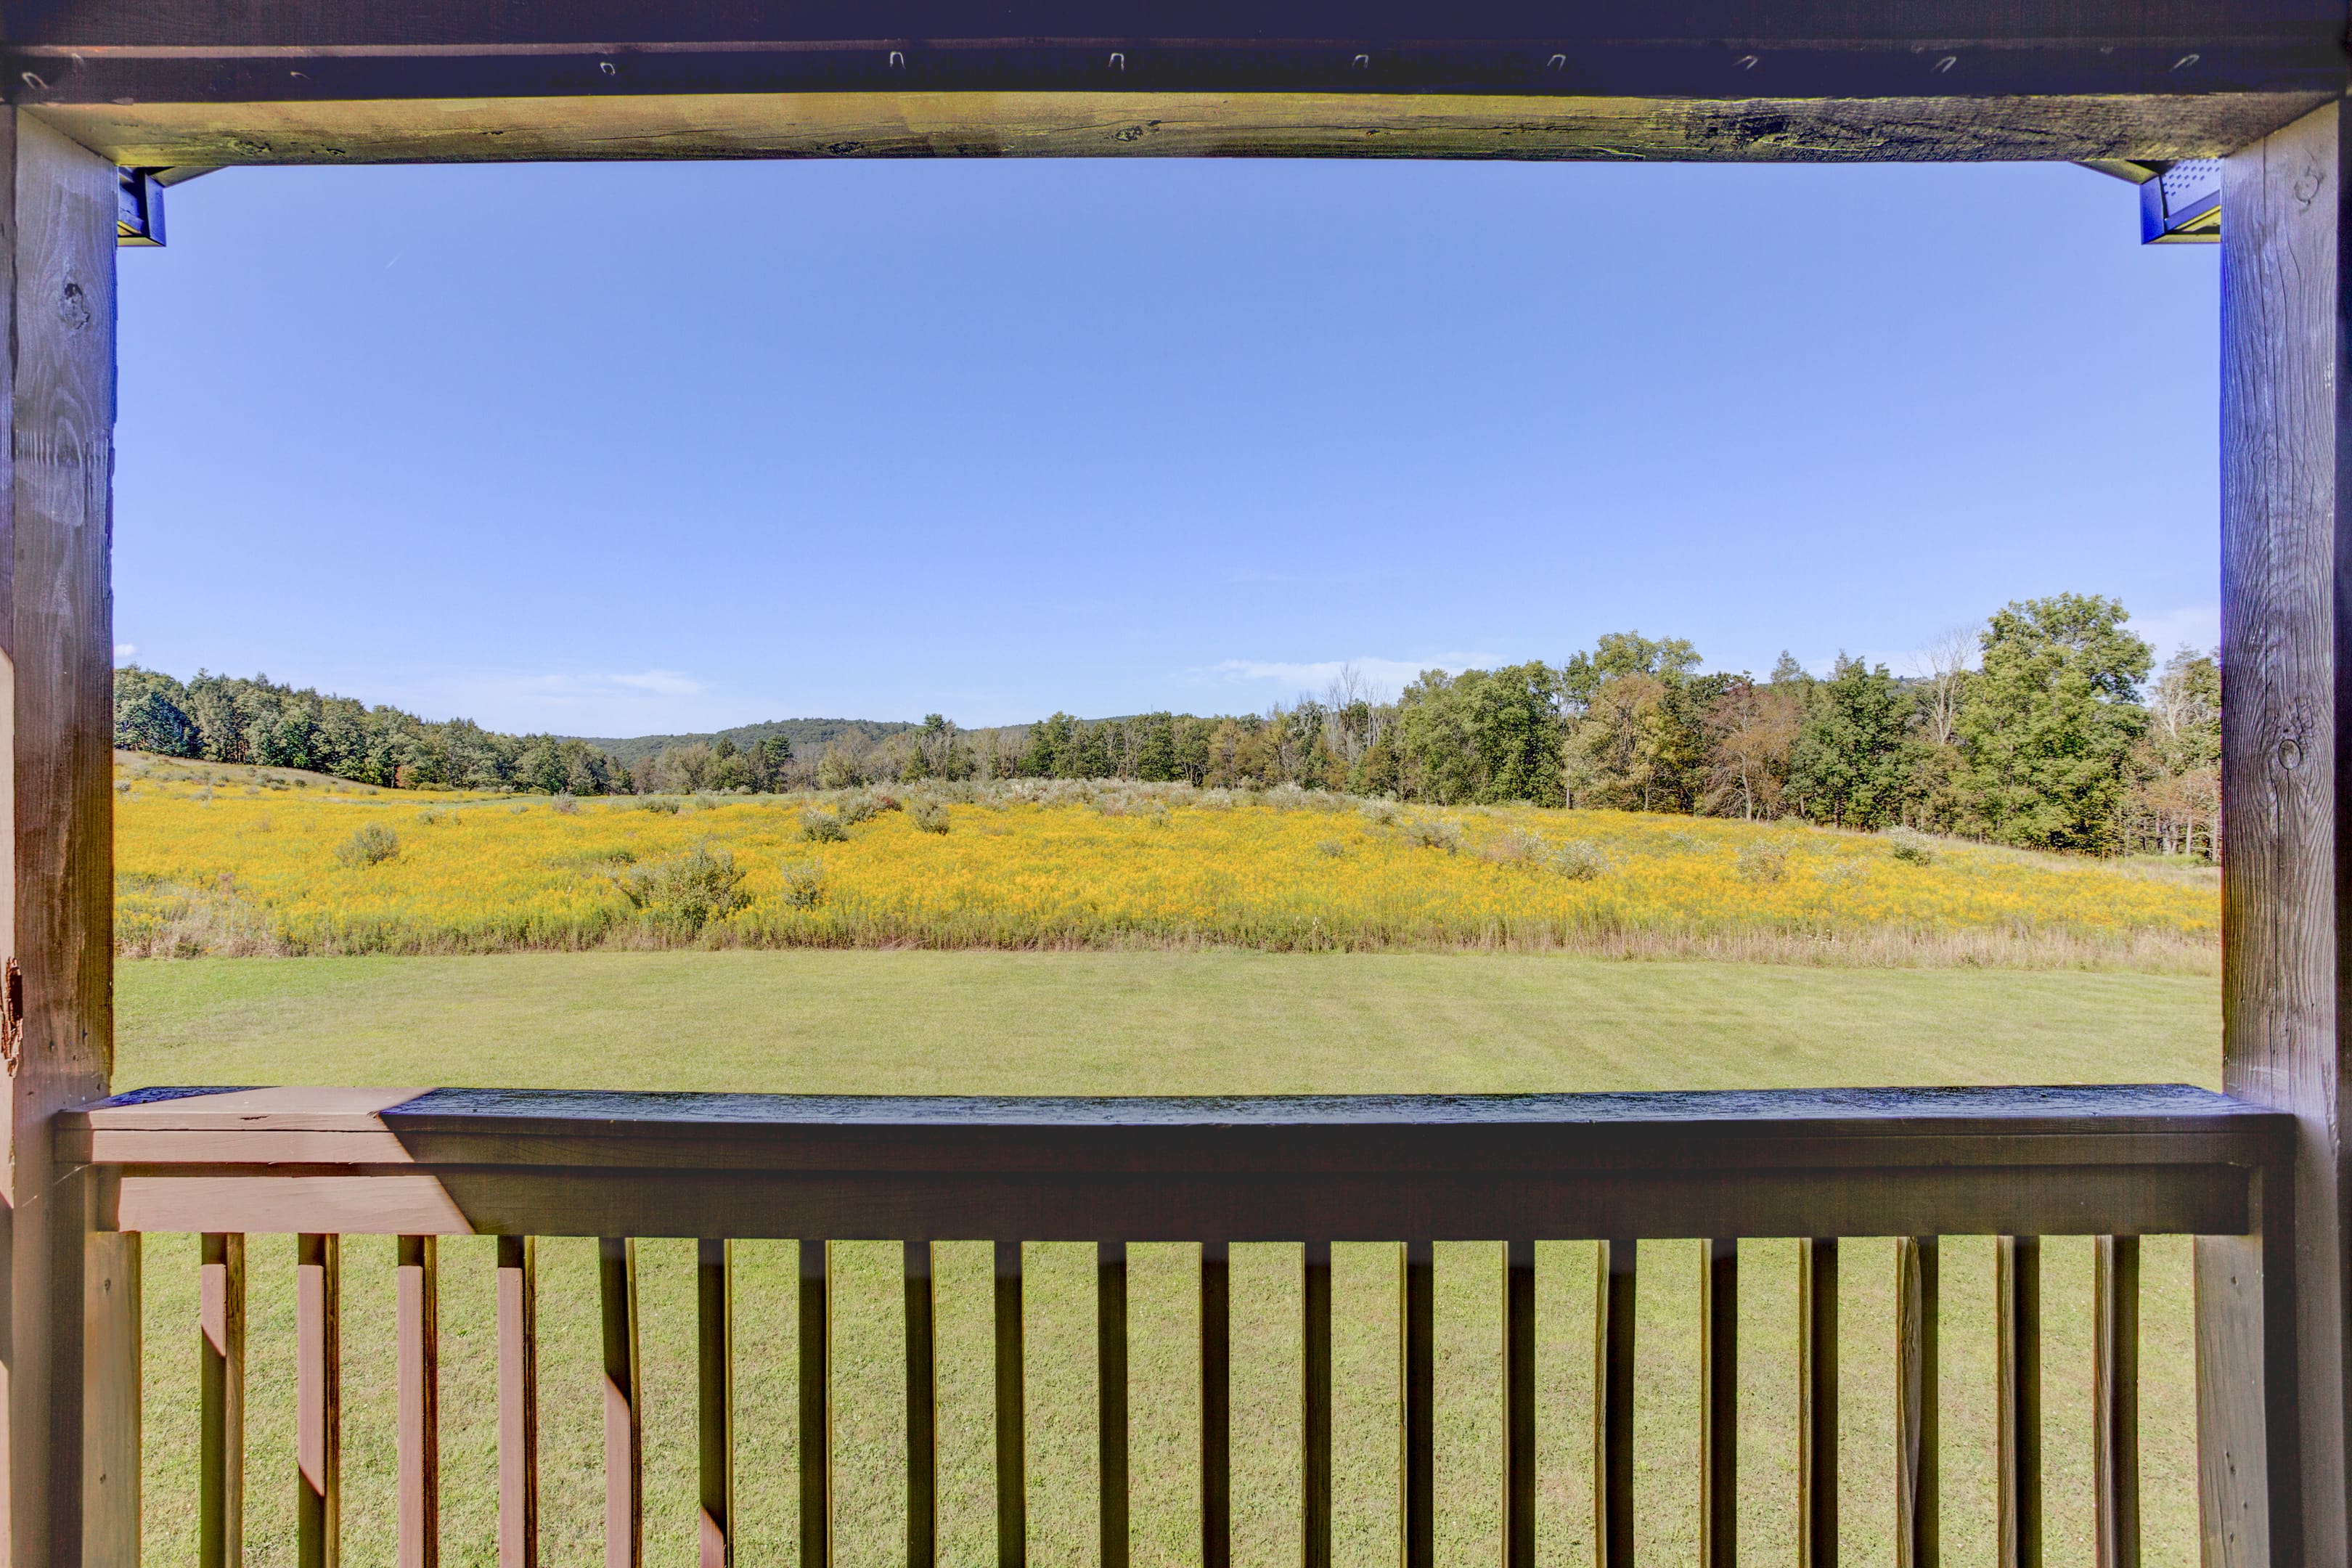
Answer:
0, 106, 117, 1568
2218, 94, 2348, 1568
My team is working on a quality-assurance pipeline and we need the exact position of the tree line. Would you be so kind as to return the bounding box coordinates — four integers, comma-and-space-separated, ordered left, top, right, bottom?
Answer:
115, 591, 2221, 857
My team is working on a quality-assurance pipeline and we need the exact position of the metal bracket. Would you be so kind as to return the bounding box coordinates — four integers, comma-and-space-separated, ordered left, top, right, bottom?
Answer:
2078, 158, 2221, 244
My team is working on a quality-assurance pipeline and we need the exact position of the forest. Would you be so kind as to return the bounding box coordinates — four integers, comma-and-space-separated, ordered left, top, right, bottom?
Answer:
115, 592, 2218, 859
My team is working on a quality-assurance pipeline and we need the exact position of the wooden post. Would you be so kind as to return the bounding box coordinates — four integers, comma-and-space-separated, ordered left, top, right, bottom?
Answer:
0, 105, 117, 1568
297, 1235, 340, 1568
498, 1237, 537, 1568
199, 1234, 245, 1568
2217, 94, 2346, 1568
83, 1230, 138, 1568
698, 1239, 732, 1568
398, 1236, 439, 1568
602, 1238, 642, 1568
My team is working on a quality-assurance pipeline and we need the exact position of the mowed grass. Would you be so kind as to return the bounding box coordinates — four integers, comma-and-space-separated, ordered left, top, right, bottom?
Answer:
119, 951, 2221, 1568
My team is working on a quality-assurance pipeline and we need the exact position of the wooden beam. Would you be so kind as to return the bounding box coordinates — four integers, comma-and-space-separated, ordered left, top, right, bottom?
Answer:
4, 103, 119, 1568
28, 90, 2337, 171
2216, 93, 2351, 1568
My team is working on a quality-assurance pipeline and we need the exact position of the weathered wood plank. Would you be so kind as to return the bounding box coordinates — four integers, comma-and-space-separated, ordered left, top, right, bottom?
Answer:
297, 1235, 339, 1568
1800, 1239, 1837, 1568
993, 1241, 1022, 1568
83, 1230, 139, 1568
1897, 1238, 1938, 1568
2218, 92, 2340, 1568
600, 1238, 641, 1568
1997, 1238, 2040, 1568
1097, 1241, 1127, 1568
1594, 1241, 1633, 1568
1199, 1242, 1228, 1568
2094, 1236, 2139, 1568
398, 1236, 438, 1568
29, 91, 2339, 171
6, 105, 118, 1568
497, 1237, 536, 1568
1702, 1238, 1736, 1568
199, 1234, 244, 1568
698, 1238, 732, 1568
905, 1241, 935, 1568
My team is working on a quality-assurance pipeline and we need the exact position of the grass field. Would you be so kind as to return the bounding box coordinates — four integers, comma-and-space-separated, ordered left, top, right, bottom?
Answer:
111, 753, 2218, 968
121, 951, 2220, 1568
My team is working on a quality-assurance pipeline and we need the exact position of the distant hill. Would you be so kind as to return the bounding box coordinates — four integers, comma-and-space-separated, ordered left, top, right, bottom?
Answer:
576, 717, 921, 766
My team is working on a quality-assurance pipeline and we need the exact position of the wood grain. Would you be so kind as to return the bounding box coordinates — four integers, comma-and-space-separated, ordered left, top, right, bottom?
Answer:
297, 1234, 339, 1568
697, 1238, 732, 1568
397, 1236, 438, 1568
497, 1236, 536, 1568
1897, 1238, 1938, 1568
2219, 93, 2341, 1568
1800, 1239, 1837, 1568
4, 106, 118, 1568
198, 1233, 244, 1568
2094, 1236, 2139, 1568
1997, 1238, 2040, 1568
1593, 1241, 1633, 1568
600, 1238, 640, 1568
82, 1229, 139, 1568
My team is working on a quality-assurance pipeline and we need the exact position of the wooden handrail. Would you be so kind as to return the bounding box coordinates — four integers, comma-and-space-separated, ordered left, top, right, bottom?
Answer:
58, 1083, 2292, 1240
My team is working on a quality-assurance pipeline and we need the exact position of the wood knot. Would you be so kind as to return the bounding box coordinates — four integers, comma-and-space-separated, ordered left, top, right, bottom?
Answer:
56, 279, 89, 332
2279, 736, 2304, 772
1, 957, 23, 1077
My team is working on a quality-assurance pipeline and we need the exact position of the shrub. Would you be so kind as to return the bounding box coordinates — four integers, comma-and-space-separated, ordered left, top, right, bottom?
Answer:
837, 795, 878, 827
509, 802, 530, 814
1317, 838, 1348, 858
1551, 840, 1610, 881
912, 799, 951, 834
1884, 828, 1937, 866
1357, 799, 1399, 825
1736, 840, 1789, 884
778, 859, 828, 909
334, 824, 401, 868
552, 793, 580, 816
416, 808, 444, 825
616, 844, 749, 933
800, 808, 849, 843
636, 796, 682, 815
1481, 828, 1548, 867
1400, 816, 1463, 853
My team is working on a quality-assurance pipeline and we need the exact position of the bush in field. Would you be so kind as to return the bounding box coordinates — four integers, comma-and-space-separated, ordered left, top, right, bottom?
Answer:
635, 796, 682, 815
1481, 828, 1548, 867
1736, 840, 1789, 884
1884, 827, 1937, 866
1551, 840, 1610, 881
1400, 815, 1463, 853
552, 793, 579, 816
779, 859, 828, 909
616, 844, 748, 933
912, 799, 951, 834
800, 808, 849, 843
334, 824, 401, 868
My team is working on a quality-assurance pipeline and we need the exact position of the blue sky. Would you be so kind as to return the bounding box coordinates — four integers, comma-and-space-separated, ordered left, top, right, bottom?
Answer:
116, 157, 2217, 738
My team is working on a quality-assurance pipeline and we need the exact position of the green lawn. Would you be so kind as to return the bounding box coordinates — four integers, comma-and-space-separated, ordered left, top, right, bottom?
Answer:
119, 952, 2221, 1568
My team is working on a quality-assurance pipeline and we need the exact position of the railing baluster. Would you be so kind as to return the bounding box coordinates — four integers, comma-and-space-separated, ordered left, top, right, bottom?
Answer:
800, 1239, 831, 1568
200, 1233, 246, 1568
298, 1234, 341, 1568
699, 1238, 735, 1568
498, 1237, 539, 1568
995, 1240, 1025, 1568
603, 1237, 643, 1568
1997, 1237, 2041, 1568
1593, 1240, 1634, 1568
1099, 1242, 1130, 1568
399, 1236, 441, 1568
1403, 1240, 1434, 1568
1201, 1241, 1230, 1568
1800, 1238, 1837, 1568
2094, 1236, 2140, 1568
1506, 1240, 1537, 1568
86, 1229, 144, 1568
906, 1241, 936, 1568
1702, 1239, 1736, 1568
1898, 1238, 1938, 1568
1303, 1240, 1332, 1568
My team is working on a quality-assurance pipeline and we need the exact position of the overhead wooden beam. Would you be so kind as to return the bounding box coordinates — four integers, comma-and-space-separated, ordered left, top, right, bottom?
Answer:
4, 0, 2343, 165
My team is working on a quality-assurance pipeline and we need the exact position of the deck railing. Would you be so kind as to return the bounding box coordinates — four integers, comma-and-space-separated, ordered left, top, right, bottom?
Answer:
56, 1084, 2298, 1568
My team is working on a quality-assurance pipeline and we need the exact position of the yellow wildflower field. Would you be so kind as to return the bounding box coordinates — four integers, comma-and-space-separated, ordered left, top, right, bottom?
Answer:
111, 754, 2218, 966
